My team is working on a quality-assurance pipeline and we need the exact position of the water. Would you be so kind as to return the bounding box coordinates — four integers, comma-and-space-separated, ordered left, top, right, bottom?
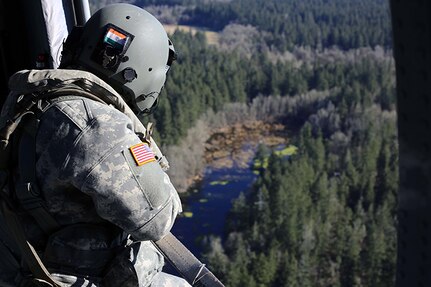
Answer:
164, 142, 290, 279
170, 142, 291, 262
171, 163, 258, 257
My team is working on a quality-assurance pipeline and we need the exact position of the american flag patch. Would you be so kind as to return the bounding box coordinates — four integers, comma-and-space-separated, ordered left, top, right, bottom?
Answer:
129, 143, 156, 166
104, 28, 127, 50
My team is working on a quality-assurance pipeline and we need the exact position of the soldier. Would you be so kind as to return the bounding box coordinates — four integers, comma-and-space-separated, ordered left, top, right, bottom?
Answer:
0, 3, 191, 287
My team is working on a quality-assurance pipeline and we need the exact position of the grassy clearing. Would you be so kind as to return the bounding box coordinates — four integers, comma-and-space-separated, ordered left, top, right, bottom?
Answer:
164, 24, 220, 45
253, 145, 298, 170
275, 145, 298, 157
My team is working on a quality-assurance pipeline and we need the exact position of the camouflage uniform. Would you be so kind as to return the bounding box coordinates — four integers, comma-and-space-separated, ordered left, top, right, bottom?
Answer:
0, 70, 190, 287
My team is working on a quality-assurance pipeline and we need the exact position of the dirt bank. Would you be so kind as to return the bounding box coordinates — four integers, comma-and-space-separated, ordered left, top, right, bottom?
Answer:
204, 121, 289, 169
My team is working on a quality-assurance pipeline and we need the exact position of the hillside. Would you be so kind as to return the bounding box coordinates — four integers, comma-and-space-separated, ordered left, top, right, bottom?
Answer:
145, 0, 390, 50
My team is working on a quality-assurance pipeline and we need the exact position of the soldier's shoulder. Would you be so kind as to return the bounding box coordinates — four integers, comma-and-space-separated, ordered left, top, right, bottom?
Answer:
43, 96, 128, 127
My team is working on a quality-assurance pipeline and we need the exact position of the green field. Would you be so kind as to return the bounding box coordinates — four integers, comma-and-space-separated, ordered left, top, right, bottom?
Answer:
164, 24, 220, 45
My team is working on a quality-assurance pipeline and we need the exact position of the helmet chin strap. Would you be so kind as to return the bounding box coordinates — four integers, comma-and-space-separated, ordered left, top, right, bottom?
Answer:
136, 97, 159, 116
133, 92, 159, 115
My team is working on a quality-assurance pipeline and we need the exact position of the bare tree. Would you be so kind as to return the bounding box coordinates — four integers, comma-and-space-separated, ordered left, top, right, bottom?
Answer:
218, 24, 267, 58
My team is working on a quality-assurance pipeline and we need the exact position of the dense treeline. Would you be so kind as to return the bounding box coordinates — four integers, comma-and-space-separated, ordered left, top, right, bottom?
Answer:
152, 30, 394, 145
151, 31, 247, 145
184, 0, 391, 50
202, 60, 398, 286
136, 0, 391, 51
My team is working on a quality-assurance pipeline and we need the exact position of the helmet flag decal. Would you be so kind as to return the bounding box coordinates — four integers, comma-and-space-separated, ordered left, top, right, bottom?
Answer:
104, 28, 128, 51
91, 24, 134, 71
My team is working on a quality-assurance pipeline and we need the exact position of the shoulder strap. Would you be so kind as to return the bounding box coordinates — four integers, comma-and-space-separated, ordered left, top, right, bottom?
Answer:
14, 113, 60, 235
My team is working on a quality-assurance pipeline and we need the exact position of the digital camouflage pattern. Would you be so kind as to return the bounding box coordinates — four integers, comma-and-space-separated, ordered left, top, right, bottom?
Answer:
0, 70, 190, 286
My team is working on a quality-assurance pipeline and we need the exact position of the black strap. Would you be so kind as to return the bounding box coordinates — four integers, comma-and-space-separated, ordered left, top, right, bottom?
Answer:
15, 114, 60, 235
0, 200, 63, 287
153, 233, 225, 287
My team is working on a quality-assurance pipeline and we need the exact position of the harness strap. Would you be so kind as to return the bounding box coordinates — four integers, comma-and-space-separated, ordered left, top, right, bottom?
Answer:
15, 114, 60, 235
38, 86, 107, 108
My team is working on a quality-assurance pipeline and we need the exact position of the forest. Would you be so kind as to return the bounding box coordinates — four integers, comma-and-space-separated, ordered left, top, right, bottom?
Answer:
139, 0, 391, 51
202, 60, 397, 286
90, 0, 397, 285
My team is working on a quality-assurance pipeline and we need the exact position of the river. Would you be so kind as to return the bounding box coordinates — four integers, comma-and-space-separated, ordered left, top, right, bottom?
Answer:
171, 143, 293, 258
171, 162, 258, 257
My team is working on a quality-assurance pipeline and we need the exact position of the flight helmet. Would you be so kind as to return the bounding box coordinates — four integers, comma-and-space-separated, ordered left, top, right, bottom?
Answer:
67, 3, 176, 114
